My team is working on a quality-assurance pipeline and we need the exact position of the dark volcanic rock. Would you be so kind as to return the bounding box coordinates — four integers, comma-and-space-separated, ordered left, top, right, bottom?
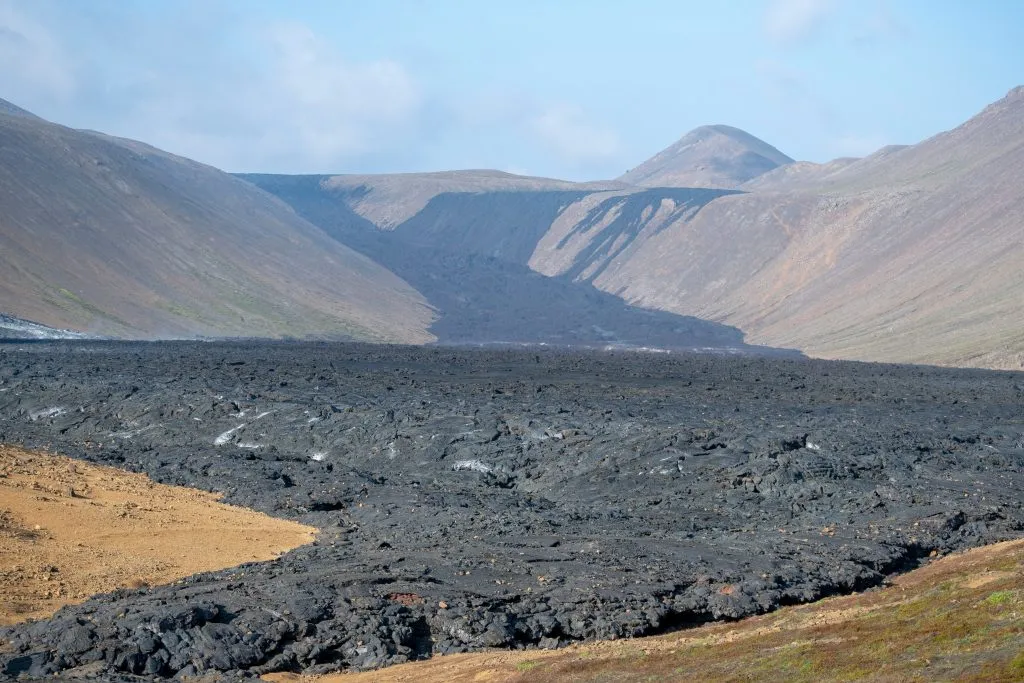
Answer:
1, 341, 1023, 679
240, 174, 773, 354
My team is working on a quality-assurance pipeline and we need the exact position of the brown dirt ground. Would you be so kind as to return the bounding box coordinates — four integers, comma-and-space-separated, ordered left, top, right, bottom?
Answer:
267, 539, 1024, 683
0, 445, 316, 625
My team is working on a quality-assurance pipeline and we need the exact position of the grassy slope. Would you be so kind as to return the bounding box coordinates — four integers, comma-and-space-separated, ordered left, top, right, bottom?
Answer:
298, 540, 1024, 682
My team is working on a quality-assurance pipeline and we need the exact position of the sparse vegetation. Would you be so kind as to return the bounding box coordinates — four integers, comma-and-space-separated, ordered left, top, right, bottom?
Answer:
983, 590, 1017, 607
330, 540, 1024, 683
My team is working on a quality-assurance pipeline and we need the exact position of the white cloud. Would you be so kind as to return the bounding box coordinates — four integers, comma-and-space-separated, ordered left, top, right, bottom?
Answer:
530, 104, 621, 166
763, 0, 835, 45
0, 5, 621, 179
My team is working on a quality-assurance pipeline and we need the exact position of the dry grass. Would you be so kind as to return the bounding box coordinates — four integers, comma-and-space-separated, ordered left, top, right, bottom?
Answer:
274, 539, 1024, 682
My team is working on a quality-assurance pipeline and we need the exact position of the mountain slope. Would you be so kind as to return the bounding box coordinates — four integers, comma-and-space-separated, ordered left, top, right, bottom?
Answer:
243, 175, 790, 354
247, 88, 1024, 368
313, 170, 625, 230
0, 102, 434, 342
618, 125, 794, 189
248, 89, 1024, 367
543, 87, 1024, 369
0, 98, 39, 119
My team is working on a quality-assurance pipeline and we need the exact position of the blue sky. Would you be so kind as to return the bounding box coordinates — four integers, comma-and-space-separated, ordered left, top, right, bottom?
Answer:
1, 0, 1021, 179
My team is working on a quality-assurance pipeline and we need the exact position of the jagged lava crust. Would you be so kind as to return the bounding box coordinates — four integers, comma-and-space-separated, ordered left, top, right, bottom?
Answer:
0, 341, 1022, 678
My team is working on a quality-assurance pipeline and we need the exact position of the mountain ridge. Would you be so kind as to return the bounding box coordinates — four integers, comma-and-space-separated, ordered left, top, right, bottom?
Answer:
543, 86, 1024, 368
247, 86, 1024, 368
0, 98, 40, 120
6, 84, 1021, 367
618, 124, 794, 188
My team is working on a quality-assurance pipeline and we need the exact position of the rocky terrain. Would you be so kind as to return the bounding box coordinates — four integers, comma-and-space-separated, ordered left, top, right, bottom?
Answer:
303, 539, 1024, 683
0, 314, 89, 341
1, 341, 1022, 679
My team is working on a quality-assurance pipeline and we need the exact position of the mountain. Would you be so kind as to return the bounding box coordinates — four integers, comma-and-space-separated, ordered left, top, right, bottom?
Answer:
11, 85, 1016, 367
542, 87, 1024, 369
0, 101, 434, 342
242, 174, 783, 354
0, 98, 779, 354
617, 125, 794, 188
251, 87, 1024, 369
316, 170, 624, 229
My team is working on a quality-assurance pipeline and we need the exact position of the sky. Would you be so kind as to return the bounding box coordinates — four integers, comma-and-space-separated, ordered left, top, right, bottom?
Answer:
0, 0, 1021, 180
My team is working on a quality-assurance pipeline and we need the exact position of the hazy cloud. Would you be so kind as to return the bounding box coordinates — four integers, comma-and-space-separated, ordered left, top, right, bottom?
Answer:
530, 104, 621, 166
247, 21, 422, 169
0, 0, 624, 179
0, 4, 424, 173
135, 20, 419, 172
437, 91, 626, 177
127, 20, 424, 172
829, 133, 887, 158
763, 0, 836, 45
755, 58, 839, 129
850, 4, 912, 48
0, 1, 75, 101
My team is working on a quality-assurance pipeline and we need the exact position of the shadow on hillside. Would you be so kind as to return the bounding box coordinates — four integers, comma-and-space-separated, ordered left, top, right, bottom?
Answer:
240, 175, 798, 356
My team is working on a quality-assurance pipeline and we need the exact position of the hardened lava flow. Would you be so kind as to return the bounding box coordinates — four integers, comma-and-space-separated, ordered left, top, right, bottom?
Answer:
1, 341, 1022, 679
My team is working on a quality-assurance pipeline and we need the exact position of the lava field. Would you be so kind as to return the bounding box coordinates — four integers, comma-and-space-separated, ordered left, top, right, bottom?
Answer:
1, 341, 1023, 679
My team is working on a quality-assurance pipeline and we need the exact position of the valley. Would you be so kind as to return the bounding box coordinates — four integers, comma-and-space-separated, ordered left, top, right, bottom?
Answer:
0, 5, 1020, 681
246, 87, 1024, 370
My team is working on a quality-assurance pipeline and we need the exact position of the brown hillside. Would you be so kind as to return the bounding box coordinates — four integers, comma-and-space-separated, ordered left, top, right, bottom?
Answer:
0, 101, 434, 342
536, 87, 1024, 369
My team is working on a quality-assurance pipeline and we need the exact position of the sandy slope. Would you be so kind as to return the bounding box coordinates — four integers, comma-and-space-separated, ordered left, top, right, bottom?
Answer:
0, 445, 315, 625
